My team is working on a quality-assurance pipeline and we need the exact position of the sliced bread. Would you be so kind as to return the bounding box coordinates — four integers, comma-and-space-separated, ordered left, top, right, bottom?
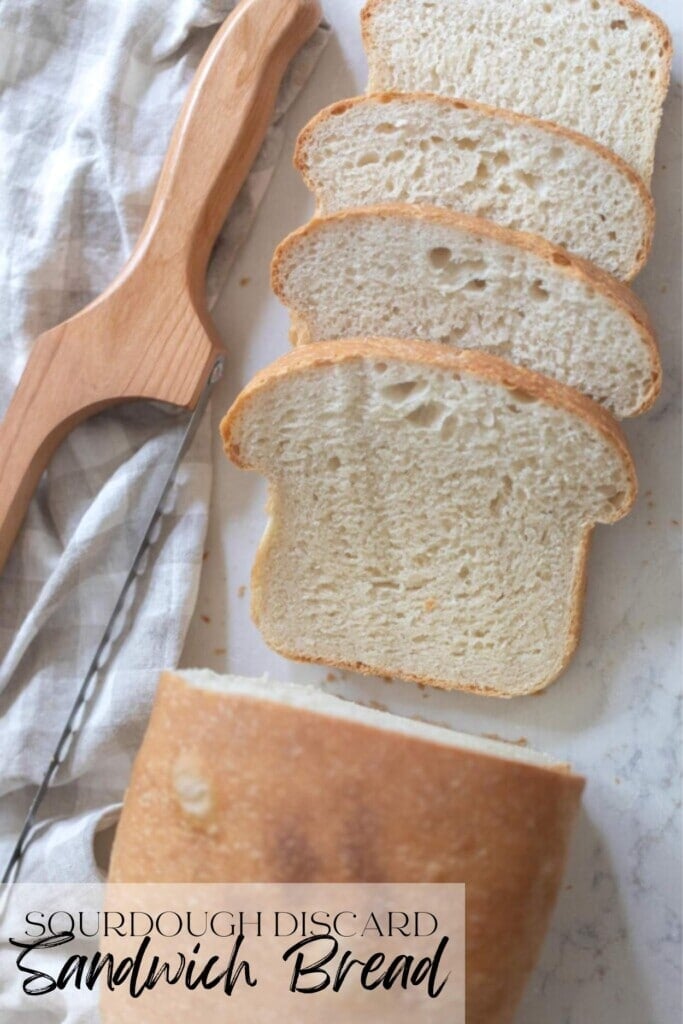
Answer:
221, 340, 637, 697
109, 669, 585, 1023
295, 93, 654, 280
272, 206, 660, 419
361, 0, 672, 183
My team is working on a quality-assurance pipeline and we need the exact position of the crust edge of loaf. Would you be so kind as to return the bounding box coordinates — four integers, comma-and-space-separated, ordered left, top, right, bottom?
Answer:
293, 90, 656, 280
270, 205, 662, 417
221, 337, 637, 518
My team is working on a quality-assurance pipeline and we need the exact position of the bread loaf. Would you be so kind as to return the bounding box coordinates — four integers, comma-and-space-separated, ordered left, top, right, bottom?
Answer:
109, 669, 586, 1024
221, 339, 637, 696
295, 92, 654, 280
361, 0, 672, 183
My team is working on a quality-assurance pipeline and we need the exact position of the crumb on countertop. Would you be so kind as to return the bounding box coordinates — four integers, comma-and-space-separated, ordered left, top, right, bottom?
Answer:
200, 614, 211, 624
239, 277, 251, 287
237, 585, 246, 598
483, 733, 529, 748
213, 647, 227, 656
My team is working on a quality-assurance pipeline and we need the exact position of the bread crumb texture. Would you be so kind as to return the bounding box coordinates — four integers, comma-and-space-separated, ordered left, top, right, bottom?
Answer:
362, 0, 672, 182
223, 342, 635, 696
273, 208, 659, 418
297, 93, 653, 279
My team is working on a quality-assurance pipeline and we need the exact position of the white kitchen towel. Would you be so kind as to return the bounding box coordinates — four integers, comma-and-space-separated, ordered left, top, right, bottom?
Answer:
0, 0, 329, 882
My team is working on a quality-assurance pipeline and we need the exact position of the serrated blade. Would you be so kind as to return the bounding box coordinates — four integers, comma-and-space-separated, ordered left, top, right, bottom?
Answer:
1, 356, 224, 885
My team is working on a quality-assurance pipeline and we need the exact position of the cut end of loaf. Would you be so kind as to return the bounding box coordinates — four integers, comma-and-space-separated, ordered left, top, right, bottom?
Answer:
173, 669, 582, 774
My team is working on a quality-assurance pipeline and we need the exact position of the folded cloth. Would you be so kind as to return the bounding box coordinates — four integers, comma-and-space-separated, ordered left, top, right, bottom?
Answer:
0, 0, 329, 882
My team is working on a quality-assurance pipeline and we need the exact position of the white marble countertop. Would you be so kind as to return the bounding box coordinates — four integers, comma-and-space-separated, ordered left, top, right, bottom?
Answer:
182, 2, 683, 1020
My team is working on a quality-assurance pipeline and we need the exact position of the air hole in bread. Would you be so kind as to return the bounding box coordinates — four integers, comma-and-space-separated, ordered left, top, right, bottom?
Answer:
431, 135, 445, 144
374, 362, 388, 374
387, 149, 405, 162
465, 278, 488, 292
533, 37, 546, 46
327, 456, 342, 471
506, 387, 538, 405
606, 490, 627, 510
457, 138, 477, 151
493, 150, 510, 167
429, 246, 453, 269
516, 170, 540, 189
375, 121, 399, 134
406, 400, 446, 427
380, 379, 425, 403
552, 252, 571, 266
611, 19, 627, 30
440, 414, 457, 441
443, 327, 467, 345
530, 280, 550, 302
475, 160, 489, 182
357, 152, 380, 167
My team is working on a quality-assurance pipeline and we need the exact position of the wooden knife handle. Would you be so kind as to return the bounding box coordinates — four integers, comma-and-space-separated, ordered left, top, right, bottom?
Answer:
0, 0, 321, 574
138, 0, 322, 298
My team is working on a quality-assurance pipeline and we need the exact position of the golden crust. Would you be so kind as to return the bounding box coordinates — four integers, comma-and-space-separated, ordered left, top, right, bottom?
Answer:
221, 338, 637, 517
270, 204, 661, 417
360, 0, 673, 183
109, 671, 586, 1023
294, 91, 655, 280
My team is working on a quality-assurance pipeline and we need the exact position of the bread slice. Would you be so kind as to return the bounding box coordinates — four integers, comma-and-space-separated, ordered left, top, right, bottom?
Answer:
361, 0, 672, 183
221, 340, 637, 697
295, 93, 654, 280
272, 206, 660, 419
109, 669, 585, 1024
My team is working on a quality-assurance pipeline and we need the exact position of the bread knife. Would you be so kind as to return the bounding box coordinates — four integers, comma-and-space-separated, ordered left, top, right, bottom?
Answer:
1, 0, 322, 882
